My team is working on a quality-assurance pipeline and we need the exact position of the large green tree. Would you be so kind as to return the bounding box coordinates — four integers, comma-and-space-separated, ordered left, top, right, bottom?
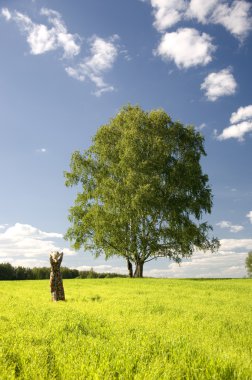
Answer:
245, 252, 252, 278
64, 105, 219, 277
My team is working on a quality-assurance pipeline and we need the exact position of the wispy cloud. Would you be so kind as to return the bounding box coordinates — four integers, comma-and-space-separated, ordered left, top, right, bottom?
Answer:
1, 7, 120, 96
1, 7, 11, 21
217, 104, 252, 141
216, 220, 244, 233
155, 28, 216, 69
201, 68, 237, 101
2, 7, 81, 57
36, 148, 47, 153
246, 211, 252, 224
65, 35, 119, 96
197, 122, 206, 131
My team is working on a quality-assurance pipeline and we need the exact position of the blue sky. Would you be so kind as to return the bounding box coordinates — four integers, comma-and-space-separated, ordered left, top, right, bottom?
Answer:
0, 0, 252, 277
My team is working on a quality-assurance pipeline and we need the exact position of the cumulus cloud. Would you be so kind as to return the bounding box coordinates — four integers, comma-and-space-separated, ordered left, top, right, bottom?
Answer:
66, 35, 119, 96
211, 0, 252, 41
155, 28, 216, 69
144, 238, 252, 278
0, 257, 49, 268
220, 238, 252, 251
217, 104, 252, 141
187, 0, 219, 23
144, 0, 252, 40
216, 220, 244, 233
217, 121, 252, 141
1, 225, 248, 277
0, 223, 75, 259
151, 0, 187, 31
230, 105, 252, 124
201, 68, 237, 101
0, 224, 8, 230
144, 251, 247, 278
246, 211, 252, 224
1, 7, 80, 57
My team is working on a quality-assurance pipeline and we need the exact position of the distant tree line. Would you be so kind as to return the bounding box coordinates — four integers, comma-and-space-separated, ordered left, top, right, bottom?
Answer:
0, 263, 126, 280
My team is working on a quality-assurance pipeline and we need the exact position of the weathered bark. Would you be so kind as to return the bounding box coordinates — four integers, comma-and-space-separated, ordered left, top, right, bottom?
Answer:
134, 261, 144, 278
127, 258, 133, 278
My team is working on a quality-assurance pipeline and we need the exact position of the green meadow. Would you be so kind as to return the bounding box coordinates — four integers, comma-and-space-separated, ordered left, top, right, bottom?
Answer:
0, 278, 251, 379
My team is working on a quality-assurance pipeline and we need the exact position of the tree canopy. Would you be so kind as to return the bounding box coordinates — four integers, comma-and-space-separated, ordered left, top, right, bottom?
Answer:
245, 252, 252, 278
64, 105, 219, 277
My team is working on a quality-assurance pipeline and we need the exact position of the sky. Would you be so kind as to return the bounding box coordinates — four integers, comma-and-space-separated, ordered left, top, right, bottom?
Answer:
0, 0, 252, 278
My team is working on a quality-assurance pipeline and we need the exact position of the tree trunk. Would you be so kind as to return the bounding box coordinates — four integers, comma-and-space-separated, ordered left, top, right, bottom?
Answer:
127, 258, 133, 278
134, 261, 144, 278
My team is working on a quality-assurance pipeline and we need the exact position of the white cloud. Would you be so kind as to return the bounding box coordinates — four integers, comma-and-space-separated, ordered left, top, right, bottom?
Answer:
246, 211, 252, 224
144, 0, 252, 40
165, 243, 251, 278
187, 0, 218, 23
0, 257, 49, 268
0, 223, 75, 259
216, 220, 244, 233
217, 104, 252, 141
217, 121, 252, 141
230, 105, 252, 124
66, 35, 119, 96
144, 250, 247, 278
197, 123, 206, 130
151, 0, 187, 31
220, 238, 252, 251
76, 238, 252, 278
187, 0, 252, 40
155, 28, 216, 69
1, 7, 12, 21
40, 8, 80, 57
1, 225, 248, 277
2, 7, 120, 95
211, 0, 252, 41
201, 68, 237, 101
76, 264, 128, 274
36, 148, 47, 153
2, 7, 80, 57
86, 35, 119, 72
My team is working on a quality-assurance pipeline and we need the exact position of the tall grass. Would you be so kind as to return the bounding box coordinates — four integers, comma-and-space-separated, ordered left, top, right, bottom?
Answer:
0, 278, 251, 379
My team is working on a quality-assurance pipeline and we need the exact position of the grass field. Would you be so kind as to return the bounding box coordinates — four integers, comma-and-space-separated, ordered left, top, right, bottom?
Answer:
0, 278, 251, 379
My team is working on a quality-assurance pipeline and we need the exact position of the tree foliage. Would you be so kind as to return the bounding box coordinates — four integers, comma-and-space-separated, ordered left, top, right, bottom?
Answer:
65, 105, 219, 277
0, 263, 124, 280
245, 251, 252, 278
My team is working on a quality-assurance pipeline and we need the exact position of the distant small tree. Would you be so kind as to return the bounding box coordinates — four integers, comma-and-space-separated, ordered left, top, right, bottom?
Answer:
15, 266, 27, 280
0, 263, 16, 280
245, 252, 252, 278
